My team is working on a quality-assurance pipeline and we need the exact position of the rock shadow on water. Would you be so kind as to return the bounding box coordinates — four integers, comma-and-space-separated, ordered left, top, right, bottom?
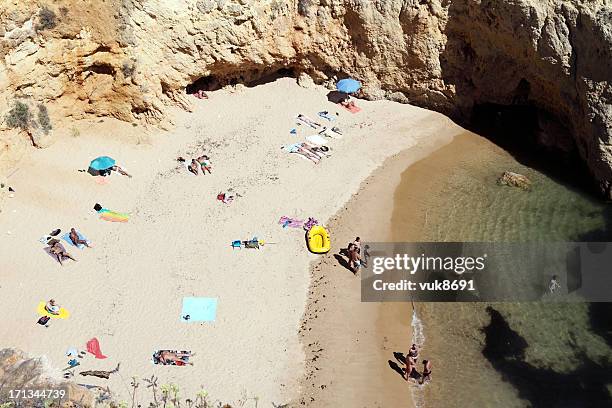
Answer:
481, 307, 612, 408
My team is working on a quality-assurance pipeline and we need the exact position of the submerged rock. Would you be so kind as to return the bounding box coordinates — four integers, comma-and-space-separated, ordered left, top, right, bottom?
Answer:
498, 171, 532, 191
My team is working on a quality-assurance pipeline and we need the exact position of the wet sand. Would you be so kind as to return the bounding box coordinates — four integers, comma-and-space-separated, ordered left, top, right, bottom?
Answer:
296, 132, 458, 407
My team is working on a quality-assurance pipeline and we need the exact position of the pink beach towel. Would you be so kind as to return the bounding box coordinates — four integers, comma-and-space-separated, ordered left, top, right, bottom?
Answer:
338, 103, 361, 113
86, 337, 107, 359
278, 216, 304, 228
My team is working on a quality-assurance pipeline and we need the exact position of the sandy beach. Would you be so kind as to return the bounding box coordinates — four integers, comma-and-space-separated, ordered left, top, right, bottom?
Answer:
0, 78, 464, 406
296, 133, 455, 407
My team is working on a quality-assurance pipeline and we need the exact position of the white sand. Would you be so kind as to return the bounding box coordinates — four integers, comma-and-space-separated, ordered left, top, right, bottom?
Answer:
0, 78, 463, 406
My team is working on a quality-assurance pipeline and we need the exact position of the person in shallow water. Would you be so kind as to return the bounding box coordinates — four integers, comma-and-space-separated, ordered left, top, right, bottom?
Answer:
549, 275, 561, 294
407, 344, 419, 360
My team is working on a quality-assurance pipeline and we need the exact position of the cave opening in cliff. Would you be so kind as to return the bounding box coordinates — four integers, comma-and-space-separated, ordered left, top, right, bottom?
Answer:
186, 67, 298, 94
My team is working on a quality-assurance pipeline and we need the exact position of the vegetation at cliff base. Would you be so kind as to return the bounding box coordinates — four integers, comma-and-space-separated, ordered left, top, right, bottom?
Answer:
37, 104, 52, 134
5, 101, 31, 130
37, 6, 57, 30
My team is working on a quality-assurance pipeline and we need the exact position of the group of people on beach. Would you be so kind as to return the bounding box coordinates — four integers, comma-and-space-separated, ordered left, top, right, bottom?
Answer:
345, 236, 370, 273
177, 154, 212, 176
45, 227, 91, 266
403, 344, 432, 384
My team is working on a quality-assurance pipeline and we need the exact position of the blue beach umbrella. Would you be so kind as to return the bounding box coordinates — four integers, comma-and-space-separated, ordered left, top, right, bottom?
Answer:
89, 156, 116, 171
336, 78, 362, 94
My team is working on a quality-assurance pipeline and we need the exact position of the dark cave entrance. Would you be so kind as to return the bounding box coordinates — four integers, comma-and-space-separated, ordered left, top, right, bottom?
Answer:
467, 102, 599, 196
185, 66, 299, 94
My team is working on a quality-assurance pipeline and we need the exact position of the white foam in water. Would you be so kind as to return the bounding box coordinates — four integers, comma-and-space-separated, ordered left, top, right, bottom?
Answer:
412, 309, 425, 348
411, 309, 427, 408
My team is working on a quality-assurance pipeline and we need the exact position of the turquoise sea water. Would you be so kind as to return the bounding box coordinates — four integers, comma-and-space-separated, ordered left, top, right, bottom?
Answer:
392, 133, 612, 408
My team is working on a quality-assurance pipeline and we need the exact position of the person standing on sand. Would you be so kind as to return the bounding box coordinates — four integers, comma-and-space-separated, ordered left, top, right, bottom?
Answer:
349, 246, 361, 273
353, 237, 361, 253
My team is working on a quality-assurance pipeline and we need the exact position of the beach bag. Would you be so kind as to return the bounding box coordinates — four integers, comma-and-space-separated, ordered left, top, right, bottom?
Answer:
37, 316, 50, 326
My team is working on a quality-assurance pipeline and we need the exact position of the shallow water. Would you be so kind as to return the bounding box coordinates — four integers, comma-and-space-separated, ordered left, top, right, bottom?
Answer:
391, 133, 612, 408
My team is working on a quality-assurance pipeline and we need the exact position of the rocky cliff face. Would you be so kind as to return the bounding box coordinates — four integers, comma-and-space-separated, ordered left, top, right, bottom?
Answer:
0, 348, 96, 407
1, 0, 611, 195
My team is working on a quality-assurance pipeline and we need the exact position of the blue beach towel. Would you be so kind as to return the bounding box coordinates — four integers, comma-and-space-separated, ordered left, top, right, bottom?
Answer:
318, 111, 336, 122
61, 231, 89, 249
181, 297, 218, 322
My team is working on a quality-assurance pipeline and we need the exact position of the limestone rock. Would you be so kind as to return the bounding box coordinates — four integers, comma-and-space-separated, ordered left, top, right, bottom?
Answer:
498, 171, 532, 191
297, 72, 315, 88
0, 0, 610, 197
0, 348, 97, 407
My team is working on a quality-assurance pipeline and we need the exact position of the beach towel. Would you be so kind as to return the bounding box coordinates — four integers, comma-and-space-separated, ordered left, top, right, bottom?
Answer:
97, 208, 129, 223
279, 216, 304, 228
152, 350, 192, 366
36, 301, 70, 319
217, 192, 234, 204
243, 237, 261, 249
296, 114, 321, 129
317, 111, 336, 122
61, 231, 89, 249
283, 142, 304, 153
181, 297, 218, 322
304, 217, 319, 231
338, 103, 361, 113
43, 246, 71, 264
306, 135, 329, 146
94, 176, 110, 185
86, 338, 107, 359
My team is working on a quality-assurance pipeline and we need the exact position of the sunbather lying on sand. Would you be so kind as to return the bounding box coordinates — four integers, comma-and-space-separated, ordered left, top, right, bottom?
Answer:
197, 155, 212, 174
48, 241, 77, 265
188, 159, 200, 175
341, 99, 356, 109
69, 228, 91, 248
100, 165, 132, 178
296, 114, 321, 129
45, 299, 60, 315
158, 350, 193, 366
296, 145, 321, 163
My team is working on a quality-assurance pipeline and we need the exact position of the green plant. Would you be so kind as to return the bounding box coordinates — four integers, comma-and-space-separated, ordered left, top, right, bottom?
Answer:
5, 101, 32, 130
70, 127, 80, 137
37, 104, 52, 134
37, 6, 57, 30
